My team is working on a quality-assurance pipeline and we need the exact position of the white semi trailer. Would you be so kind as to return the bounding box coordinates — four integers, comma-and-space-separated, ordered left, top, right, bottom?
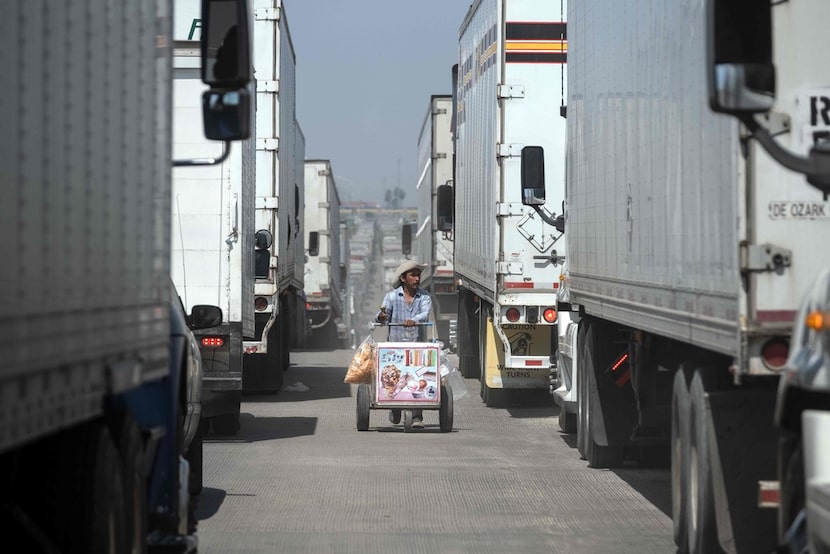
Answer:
304, 159, 346, 348
173, 1, 305, 433
539, 0, 830, 552
447, 0, 568, 404
414, 95, 457, 350
1, 0, 251, 549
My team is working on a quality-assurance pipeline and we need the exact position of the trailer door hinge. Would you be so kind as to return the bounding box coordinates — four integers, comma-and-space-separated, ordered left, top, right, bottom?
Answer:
497, 261, 523, 275
497, 143, 522, 158
256, 138, 279, 152
498, 84, 525, 99
256, 197, 278, 209
258, 80, 279, 93
740, 242, 792, 273
255, 7, 280, 21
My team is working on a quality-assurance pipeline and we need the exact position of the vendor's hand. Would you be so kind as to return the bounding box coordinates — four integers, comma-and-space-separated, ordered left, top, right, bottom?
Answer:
404, 319, 416, 327
377, 312, 388, 322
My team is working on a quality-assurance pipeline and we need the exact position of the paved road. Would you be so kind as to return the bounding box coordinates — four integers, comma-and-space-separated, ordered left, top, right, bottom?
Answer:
195, 348, 675, 554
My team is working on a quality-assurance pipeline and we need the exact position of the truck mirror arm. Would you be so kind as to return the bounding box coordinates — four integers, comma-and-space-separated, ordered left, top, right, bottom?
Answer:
173, 141, 231, 167
532, 206, 565, 233
741, 114, 830, 197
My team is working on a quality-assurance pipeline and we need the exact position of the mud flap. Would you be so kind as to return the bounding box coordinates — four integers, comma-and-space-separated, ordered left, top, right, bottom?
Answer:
706, 386, 778, 553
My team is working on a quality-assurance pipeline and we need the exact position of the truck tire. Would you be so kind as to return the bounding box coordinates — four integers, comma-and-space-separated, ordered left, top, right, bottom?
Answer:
186, 420, 208, 534
111, 414, 148, 554
671, 367, 692, 553
59, 423, 128, 553
212, 412, 241, 436
582, 322, 625, 468
558, 409, 577, 434
457, 290, 480, 379
687, 371, 720, 554
777, 431, 805, 544
576, 321, 590, 459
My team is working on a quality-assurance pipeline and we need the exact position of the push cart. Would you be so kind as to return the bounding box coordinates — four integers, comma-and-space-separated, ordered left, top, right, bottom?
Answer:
356, 323, 453, 432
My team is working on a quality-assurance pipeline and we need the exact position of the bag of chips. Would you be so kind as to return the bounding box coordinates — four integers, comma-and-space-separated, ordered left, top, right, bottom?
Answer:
343, 334, 377, 384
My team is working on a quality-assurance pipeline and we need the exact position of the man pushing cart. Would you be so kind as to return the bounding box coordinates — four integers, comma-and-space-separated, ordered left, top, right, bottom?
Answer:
350, 260, 454, 433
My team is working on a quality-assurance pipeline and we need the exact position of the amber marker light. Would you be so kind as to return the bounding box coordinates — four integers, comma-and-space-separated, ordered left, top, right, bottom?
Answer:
805, 310, 829, 331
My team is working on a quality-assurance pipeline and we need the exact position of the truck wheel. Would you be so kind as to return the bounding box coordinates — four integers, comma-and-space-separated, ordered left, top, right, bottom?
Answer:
583, 323, 624, 468
58, 424, 128, 553
671, 367, 692, 552
576, 322, 590, 459
458, 290, 480, 378
186, 421, 207, 534
558, 409, 577, 434
212, 413, 240, 436
440, 384, 454, 432
687, 371, 719, 554
111, 414, 147, 554
404, 410, 413, 433
356, 384, 371, 431
777, 431, 805, 543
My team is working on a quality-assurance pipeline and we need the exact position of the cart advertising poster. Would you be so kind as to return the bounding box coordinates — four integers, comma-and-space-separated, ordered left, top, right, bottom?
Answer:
375, 342, 441, 405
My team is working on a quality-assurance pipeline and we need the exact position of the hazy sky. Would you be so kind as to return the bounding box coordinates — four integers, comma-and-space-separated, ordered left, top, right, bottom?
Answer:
284, 1, 473, 206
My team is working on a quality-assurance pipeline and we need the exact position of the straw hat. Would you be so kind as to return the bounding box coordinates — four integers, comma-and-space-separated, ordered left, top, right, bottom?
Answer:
392, 260, 426, 286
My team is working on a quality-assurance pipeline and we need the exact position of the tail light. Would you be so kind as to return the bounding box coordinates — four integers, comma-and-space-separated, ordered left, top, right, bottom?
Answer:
506, 308, 520, 322
254, 296, 268, 311
201, 337, 224, 348
761, 338, 789, 370
543, 307, 557, 323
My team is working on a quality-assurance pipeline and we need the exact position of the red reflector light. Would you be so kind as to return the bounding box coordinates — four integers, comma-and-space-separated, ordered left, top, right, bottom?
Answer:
525, 360, 543, 366
543, 308, 557, 323
201, 337, 224, 348
506, 308, 521, 322
504, 282, 534, 289
761, 339, 789, 370
758, 481, 780, 508
254, 297, 268, 311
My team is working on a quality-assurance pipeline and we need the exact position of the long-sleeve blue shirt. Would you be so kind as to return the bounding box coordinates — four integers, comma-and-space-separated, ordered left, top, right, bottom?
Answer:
375, 286, 432, 342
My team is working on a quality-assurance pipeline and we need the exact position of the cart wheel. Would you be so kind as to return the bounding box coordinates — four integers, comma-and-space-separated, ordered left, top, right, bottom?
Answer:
403, 410, 413, 433
440, 384, 454, 432
356, 384, 370, 431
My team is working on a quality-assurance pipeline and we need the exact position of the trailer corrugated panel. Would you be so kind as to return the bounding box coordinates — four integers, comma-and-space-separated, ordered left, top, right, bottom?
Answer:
567, 0, 830, 360
0, 0, 172, 451
456, 0, 568, 299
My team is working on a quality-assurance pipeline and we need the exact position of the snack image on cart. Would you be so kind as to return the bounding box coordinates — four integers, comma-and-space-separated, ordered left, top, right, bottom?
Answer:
375, 342, 441, 404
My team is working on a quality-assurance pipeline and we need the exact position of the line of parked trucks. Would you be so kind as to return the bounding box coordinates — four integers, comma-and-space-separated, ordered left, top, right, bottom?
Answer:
420, 0, 829, 552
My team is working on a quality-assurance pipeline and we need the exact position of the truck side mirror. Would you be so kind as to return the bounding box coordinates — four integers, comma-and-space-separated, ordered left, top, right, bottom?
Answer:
254, 229, 272, 278
189, 305, 223, 329
520, 146, 546, 206
706, 0, 775, 114
203, 89, 250, 141
402, 224, 413, 256
308, 231, 319, 257
201, 0, 251, 88
436, 183, 454, 231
